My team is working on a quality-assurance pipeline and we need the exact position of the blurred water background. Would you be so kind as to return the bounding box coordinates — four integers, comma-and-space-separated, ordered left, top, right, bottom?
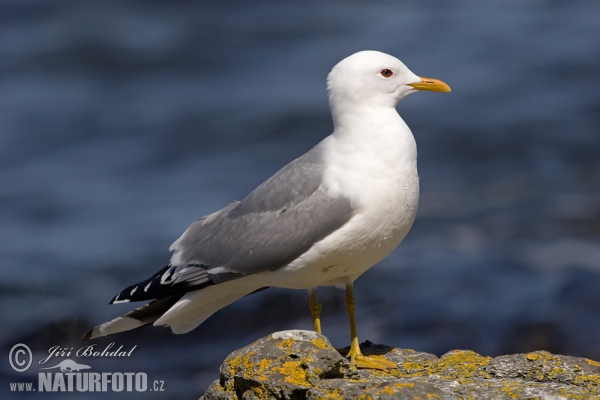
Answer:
1, 1, 599, 398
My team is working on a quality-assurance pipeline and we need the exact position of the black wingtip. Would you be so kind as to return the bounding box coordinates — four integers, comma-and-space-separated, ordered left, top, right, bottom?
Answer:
81, 329, 94, 341
108, 263, 225, 304
109, 265, 173, 304
108, 294, 126, 305
108, 294, 124, 305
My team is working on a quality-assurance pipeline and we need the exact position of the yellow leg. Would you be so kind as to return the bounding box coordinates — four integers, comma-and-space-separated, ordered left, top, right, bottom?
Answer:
309, 288, 322, 334
345, 283, 397, 371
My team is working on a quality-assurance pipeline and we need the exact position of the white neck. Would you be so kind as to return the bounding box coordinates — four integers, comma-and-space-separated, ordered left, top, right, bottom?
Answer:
322, 103, 418, 205
331, 104, 415, 157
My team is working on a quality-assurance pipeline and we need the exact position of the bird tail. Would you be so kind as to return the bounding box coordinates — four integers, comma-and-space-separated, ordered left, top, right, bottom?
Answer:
153, 279, 261, 334
83, 278, 264, 340
82, 294, 184, 340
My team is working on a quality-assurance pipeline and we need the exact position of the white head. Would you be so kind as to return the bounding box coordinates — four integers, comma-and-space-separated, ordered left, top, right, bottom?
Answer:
327, 50, 450, 111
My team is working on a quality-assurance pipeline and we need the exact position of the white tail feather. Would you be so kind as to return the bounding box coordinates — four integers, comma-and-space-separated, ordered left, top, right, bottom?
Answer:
154, 279, 260, 334
85, 317, 144, 340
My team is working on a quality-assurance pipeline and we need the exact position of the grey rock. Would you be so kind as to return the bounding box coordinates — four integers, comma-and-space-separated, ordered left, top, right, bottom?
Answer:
201, 330, 600, 400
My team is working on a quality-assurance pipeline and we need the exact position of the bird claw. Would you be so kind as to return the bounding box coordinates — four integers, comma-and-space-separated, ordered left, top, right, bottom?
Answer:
350, 354, 398, 371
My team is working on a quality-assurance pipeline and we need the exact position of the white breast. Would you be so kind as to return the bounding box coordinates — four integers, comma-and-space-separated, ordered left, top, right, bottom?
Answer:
261, 108, 420, 289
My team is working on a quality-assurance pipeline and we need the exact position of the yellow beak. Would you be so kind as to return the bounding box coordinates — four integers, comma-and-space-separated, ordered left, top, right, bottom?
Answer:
408, 77, 451, 93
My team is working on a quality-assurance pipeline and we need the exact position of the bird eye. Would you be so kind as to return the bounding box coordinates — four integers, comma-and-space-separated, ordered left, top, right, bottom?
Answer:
380, 69, 393, 78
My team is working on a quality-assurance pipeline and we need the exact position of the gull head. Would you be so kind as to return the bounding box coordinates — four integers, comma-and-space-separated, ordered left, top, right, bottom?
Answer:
327, 50, 450, 110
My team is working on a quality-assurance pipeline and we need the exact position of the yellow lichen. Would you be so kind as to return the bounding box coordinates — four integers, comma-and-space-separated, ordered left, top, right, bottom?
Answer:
226, 350, 257, 390
222, 341, 600, 399
397, 351, 491, 381
557, 384, 599, 399
311, 337, 329, 349
242, 351, 257, 373
255, 358, 271, 381
378, 385, 395, 395
247, 384, 269, 400
400, 355, 439, 377
573, 373, 600, 386
277, 338, 295, 349
312, 387, 346, 400
403, 360, 427, 374
501, 381, 524, 399
374, 382, 415, 395
585, 358, 600, 367
521, 351, 600, 388
526, 353, 543, 361
429, 350, 491, 379
277, 360, 310, 386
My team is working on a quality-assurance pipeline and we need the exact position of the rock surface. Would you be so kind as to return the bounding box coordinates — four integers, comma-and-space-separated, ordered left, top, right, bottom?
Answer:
201, 330, 600, 399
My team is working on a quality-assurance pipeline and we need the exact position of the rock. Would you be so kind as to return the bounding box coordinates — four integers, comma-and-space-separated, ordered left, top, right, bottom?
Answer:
201, 330, 600, 399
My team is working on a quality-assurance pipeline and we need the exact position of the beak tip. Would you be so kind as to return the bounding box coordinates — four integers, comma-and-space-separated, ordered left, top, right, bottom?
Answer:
410, 77, 451, 93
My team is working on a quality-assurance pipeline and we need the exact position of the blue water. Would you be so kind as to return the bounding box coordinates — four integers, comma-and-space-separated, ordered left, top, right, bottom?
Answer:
1, 1, 600, 398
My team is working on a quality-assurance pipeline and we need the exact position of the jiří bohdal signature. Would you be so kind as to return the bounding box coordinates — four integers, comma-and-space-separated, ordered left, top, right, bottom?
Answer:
39, 342, 137, 365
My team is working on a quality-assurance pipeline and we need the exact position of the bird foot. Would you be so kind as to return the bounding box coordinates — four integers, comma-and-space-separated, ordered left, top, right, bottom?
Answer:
350, 354, 398, 371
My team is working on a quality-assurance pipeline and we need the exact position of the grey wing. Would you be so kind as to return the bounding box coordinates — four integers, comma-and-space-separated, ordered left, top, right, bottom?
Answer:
170, 141, 356, 275
109, 141, 354, 304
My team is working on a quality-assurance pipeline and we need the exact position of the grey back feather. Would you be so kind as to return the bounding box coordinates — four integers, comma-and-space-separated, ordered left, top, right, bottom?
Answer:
172, 142, 355, 274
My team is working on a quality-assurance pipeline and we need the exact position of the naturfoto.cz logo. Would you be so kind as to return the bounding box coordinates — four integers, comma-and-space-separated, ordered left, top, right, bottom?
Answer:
8, 343, 165, 393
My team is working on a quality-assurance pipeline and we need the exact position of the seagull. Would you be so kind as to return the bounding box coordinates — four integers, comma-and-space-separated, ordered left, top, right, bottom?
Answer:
83, 50, 450, 370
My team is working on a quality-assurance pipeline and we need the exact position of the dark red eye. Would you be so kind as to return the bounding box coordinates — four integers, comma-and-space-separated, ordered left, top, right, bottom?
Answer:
380, 69, 393, 78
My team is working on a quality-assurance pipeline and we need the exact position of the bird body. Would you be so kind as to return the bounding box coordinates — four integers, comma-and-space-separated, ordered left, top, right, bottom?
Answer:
265, 114, 419, 289
84, 50, 450, 369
